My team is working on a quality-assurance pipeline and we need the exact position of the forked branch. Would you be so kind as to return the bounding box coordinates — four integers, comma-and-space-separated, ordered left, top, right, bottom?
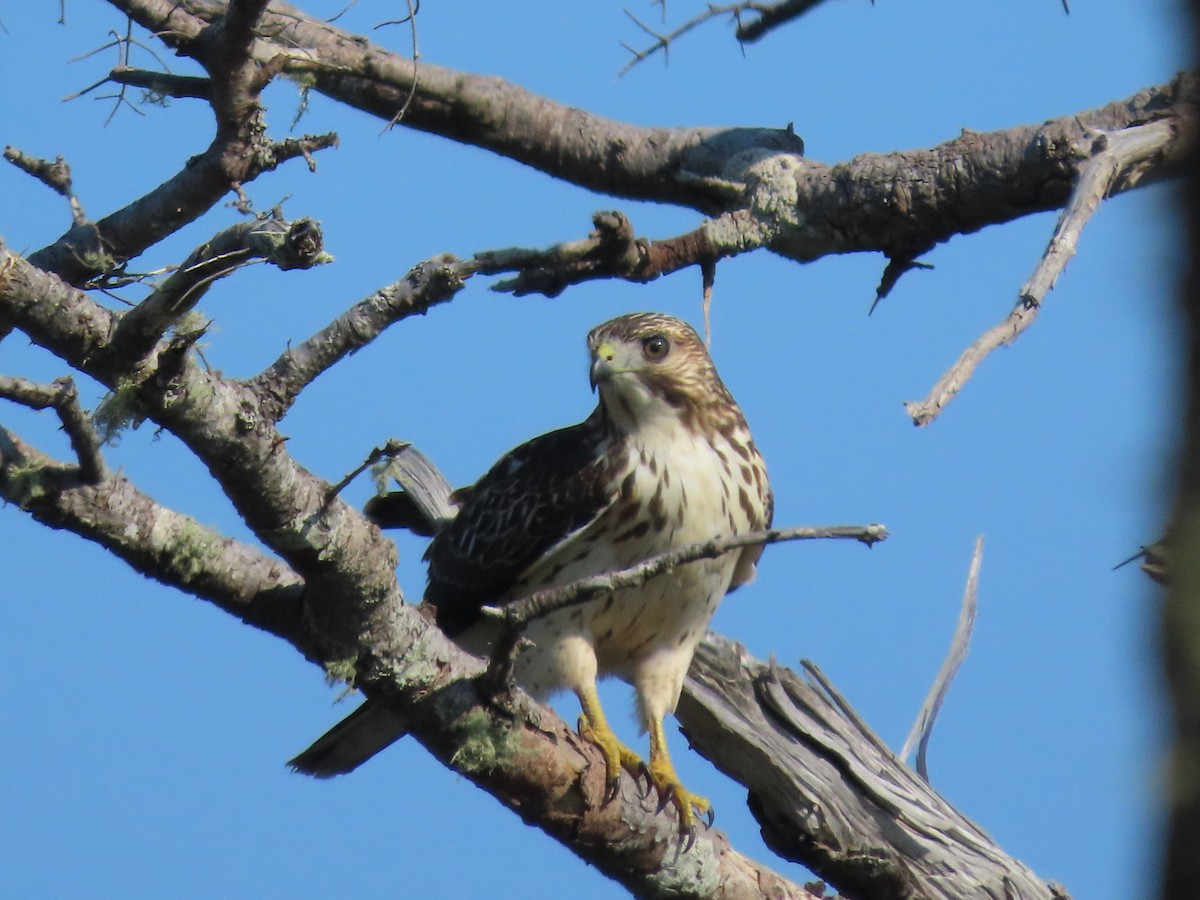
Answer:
906, 121, 1178, 426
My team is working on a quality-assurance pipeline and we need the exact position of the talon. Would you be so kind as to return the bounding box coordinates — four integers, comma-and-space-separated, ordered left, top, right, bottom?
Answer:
681, 823, 698, 853
646, 715, 713, 835
634, 760, 654, 798
576, 696, 645, 807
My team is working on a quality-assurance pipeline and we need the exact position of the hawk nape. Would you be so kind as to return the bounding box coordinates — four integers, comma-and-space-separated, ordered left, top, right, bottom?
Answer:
290, 312, 773, 831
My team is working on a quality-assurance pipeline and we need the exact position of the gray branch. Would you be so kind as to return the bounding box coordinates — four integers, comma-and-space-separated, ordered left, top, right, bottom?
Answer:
0, 375, 106, 483
483, 524, 888, 630
901, 535, 983, 780
113, 216, 331, 361
680, 636, 1068, 899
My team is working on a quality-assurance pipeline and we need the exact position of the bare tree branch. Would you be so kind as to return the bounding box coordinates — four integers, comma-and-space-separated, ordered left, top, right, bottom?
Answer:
477, 211, 730, 297
116, 2, 1194, 308
483, 524, 888, 630
0, 375, 106, 483
113, 215, 330, 361
734, 0, 835, 42
107, 64, 213, 99
30, 0, 329, 286
0, 425, 304, 636
3, 146, 86, 225
906, 121, 1179, 426
900, 535, 983, 781
249, 254, 473, 421
619, 0, 835, 76
680, 636, 1067, 899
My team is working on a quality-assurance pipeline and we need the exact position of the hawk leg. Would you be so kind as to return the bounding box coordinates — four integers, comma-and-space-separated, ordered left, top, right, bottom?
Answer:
648, 714, 711, 833
576, 683, 646, 802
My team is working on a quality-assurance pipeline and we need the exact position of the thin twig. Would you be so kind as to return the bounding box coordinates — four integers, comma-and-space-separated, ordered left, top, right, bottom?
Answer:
620, 5, 735, 77
482, 524, 888, 630
0, 376, 107, 483
905, 121, 1175, 426
326, 439, 410, 503
901, 535, 983, 781
382, 0, 421, 131
620, 0, 834, 76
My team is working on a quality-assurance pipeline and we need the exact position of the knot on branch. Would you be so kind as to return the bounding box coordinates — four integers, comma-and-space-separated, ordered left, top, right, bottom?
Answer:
404, 253, 472, 304
477, 211, 656, 297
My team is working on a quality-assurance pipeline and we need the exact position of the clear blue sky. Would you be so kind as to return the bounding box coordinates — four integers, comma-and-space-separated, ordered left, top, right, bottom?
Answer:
0, 1, 1189, 897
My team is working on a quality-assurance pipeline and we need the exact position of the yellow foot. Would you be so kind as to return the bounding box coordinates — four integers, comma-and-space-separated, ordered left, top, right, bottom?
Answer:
578, 713, 646, 802
648, 753, 712, 833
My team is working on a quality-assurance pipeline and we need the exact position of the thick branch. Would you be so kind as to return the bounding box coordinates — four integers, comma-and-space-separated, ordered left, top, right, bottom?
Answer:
130, 0, 808, 215
133, 3, 1193, 282
0, 241, 402, 659
680, 637, 1066, 899
0, 426, 304, 638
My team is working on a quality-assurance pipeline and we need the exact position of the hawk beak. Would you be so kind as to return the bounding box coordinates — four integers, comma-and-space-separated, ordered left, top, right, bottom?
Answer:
590, 341, 617, 392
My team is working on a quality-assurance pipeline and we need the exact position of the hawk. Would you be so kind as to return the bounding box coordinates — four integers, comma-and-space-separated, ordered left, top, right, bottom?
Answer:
291, 312, 773, 829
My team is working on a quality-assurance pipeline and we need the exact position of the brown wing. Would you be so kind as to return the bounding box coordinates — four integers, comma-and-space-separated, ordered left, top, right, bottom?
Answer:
424, 409, 623, 635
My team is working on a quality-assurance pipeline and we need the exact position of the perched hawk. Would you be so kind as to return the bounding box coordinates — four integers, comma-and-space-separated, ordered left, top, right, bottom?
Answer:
291, 312, 772, 829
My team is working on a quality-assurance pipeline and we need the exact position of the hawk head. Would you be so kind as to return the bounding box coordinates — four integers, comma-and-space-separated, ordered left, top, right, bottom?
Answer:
588, 312, 732, 433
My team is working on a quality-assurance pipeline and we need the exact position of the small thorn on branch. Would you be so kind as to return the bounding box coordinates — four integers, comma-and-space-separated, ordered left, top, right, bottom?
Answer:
870, 255, 934, 314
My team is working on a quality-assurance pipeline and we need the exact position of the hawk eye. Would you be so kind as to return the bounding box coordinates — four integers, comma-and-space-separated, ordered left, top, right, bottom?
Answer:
642, 335, 670, 361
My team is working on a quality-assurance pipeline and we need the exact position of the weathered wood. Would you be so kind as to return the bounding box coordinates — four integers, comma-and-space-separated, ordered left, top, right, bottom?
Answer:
680, 637, 1066, 900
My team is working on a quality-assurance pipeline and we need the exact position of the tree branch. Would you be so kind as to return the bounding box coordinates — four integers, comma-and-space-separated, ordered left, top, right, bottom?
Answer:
0, 375, 106, 483
30, 0, 332, 286
483, 524, 887, 631
3, 146, 86, 225
900, 535, 983, 781
477, 211, 730, 297
0, 425, 304, 638
249, 253, 473, 422
137, 3, 1194, 292
107, 64, 213, 100
113, 215, 330, 361
905, 121, 1179, 426
680, 636, 1067, 899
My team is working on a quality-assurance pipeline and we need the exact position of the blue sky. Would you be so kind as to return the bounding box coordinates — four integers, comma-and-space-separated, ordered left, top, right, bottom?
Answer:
0, 1, 1189, 897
